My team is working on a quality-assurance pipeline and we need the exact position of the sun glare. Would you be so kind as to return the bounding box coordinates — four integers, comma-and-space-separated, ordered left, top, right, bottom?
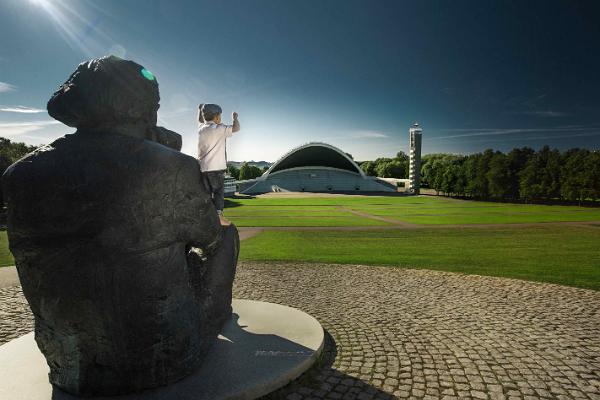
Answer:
29, 0, 50, 7
26, 0, 111, 57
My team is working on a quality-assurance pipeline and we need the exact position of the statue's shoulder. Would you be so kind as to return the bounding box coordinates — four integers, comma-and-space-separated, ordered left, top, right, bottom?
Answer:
1, 135, 71, 185
135, 135, 196, 167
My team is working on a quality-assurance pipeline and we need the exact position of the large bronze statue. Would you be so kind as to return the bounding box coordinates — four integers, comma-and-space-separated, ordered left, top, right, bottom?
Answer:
1, 56, 239, 396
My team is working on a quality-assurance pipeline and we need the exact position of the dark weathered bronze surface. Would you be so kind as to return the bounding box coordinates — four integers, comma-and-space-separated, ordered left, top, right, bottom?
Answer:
1, 56, 238, 396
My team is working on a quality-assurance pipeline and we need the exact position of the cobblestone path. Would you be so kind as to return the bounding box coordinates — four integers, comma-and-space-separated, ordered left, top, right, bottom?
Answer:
0, 285, 33, 344
2, 262, 600, 400
236, 263, 600, 400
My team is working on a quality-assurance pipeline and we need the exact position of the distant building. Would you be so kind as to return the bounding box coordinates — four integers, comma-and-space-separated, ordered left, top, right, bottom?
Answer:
224, 174, 236, 197
408, 123, 423, 194
238, 142, 396, 194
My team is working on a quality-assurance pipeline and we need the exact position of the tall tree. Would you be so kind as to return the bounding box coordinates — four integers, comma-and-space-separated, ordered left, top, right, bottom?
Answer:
487, 152, 511, 199
506, 147, 534, 200
238, 162, 263, 180
467, 150, 494, 199
359, 161, 376, 176
453, 158, 468, 196
560, 149, 588, 204
375, 160, 405, 178
226, 164, 240, 180
542, 146, 562, 200
585, 151, 600, 201
421, 154, 447, 191
520, 149, 546, 202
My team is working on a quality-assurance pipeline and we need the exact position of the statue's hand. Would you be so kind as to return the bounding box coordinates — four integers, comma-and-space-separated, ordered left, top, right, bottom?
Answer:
202, 226, 224, 256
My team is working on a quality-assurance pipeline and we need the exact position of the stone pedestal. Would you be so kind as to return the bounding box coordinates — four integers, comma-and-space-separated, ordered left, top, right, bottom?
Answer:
0, 300, 324, 400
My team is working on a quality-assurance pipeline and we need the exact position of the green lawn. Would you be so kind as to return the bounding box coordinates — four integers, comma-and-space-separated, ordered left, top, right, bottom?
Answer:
0, 231, 14, 267
225, 195, 600, 226
229, 216, 389, 227
349, 203, 600, 224
240, 226, 600, 290
226, 196, 427, 207
2, 195, 599, 291
229, 195, 600, 290
397, 212, 600, 225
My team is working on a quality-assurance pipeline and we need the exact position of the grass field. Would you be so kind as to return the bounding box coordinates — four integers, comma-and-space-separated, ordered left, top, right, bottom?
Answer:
227, 216, 389, 227
224, 195, 600, 226
0, 231, 13, 267
229, 195, 600, 290
239, 226, 600, 290
2, 195, 599, 291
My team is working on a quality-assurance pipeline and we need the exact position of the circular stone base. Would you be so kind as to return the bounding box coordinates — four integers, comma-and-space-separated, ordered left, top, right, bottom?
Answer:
0, 300, 324, 400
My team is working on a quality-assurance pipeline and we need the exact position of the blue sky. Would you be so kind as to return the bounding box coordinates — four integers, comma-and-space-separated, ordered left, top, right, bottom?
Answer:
1, 0, 599, 162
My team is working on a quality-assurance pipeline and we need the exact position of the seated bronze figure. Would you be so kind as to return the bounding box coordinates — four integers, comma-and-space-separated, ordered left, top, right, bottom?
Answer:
2, 55, 239, 396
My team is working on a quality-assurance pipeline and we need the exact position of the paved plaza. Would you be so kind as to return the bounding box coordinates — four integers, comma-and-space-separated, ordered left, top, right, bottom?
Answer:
2, 262, 600, 399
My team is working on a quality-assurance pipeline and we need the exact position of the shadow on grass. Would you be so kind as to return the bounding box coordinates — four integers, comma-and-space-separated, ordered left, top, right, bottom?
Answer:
224, 195, 256, 209
264, 330, 393, 399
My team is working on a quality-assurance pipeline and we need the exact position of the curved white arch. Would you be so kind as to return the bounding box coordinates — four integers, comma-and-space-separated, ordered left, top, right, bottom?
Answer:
262, 142, 366, 179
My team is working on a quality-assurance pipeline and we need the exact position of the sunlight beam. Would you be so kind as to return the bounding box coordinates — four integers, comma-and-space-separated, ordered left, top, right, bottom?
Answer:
27, 0, 112, 57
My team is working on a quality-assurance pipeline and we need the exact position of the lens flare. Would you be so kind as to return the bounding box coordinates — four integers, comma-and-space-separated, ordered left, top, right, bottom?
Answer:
141, 68, 155, 81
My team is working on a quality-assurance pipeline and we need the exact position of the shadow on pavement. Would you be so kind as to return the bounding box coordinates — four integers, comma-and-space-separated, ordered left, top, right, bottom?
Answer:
264, 330, 394, 399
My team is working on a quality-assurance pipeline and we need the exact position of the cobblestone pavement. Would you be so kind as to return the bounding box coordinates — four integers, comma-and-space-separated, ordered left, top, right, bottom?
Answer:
235, 263, 600, 400
0, 285, 33, 343
2, 262, 600, 400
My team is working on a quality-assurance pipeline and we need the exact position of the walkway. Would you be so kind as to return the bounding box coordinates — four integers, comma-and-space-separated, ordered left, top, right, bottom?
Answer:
2, 262, 599, 399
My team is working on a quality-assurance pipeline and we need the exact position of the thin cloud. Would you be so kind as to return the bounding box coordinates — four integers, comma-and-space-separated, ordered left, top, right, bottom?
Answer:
432, 125, 598, 140
519, 110, 569, 117
322, 130, 390, 142
0, 120, 60, 136
350, 130, 389, 139
473, 130, 600, 145
0, 82, 17, 93
516, 131, 600, 140
0, 106, 46, 114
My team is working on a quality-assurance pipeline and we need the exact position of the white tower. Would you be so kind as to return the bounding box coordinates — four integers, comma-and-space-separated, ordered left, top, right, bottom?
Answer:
408, 123, 423, 194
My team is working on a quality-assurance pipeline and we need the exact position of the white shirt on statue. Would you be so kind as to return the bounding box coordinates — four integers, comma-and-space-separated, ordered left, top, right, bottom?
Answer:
197, 121, 236, 172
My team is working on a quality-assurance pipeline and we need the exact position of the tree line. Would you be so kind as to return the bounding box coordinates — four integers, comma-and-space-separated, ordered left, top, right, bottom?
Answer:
2, 137, 599, 206
0, 138, 38, 208
358, 151, 409, 179
419, 146, 600, 204
226, 163, 267, 180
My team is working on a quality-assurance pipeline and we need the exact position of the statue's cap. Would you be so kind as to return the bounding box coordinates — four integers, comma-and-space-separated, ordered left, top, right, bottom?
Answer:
47, 55, 160, 129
